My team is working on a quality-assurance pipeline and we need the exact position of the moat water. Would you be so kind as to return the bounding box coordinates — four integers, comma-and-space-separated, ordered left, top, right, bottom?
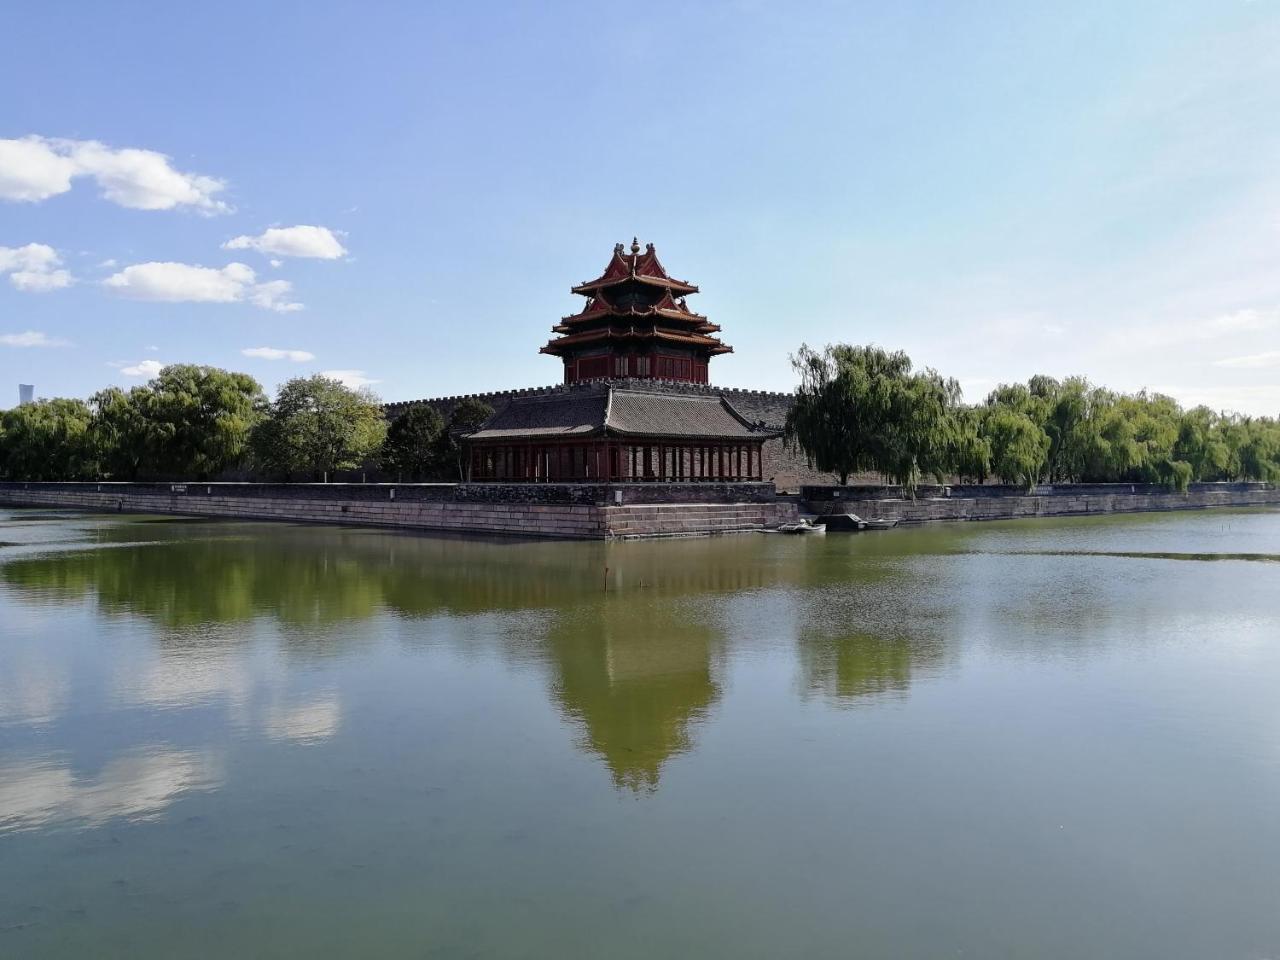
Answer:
1, 507, 1278, 958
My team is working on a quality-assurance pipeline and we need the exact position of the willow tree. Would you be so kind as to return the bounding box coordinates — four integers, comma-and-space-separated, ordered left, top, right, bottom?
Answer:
983, 409, 1049, 491
0, 398, 97, 480
784, 343, 959, 493
90, 385, 157, 480
143, 364, 266, 479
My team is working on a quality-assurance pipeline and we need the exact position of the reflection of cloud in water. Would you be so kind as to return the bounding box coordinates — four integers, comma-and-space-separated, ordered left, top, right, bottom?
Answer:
0, 747, 222, 833
265, 696, 342, 744
0, 656, 67, 726
113, 650, 254, 711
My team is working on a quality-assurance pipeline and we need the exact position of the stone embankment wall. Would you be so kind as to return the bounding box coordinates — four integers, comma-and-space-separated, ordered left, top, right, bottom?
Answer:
0, 482, 795, 540
801, 482, 1280, 523
384, 378, 845, 491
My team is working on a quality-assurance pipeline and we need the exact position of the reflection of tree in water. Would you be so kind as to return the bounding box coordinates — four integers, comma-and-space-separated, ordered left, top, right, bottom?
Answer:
798, 632, 946, 706
0, 522, 787, 641
0, 524, 611, 641
542, 597, 721, 793
791, 554, 954, 707
2, 517, 966, 785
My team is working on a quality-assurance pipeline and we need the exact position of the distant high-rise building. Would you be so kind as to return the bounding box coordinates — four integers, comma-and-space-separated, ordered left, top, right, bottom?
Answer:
18, 384, 34, 406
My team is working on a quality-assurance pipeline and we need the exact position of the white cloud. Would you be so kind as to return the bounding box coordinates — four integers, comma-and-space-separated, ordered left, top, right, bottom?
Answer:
0, 136, 228, 213
224, 225, 347, 260
145, 344, 159, 352
320, 369, 380, 389
120, 359, 163, 377
1151, 383, 1280, 416
269, 258, 282, 268
0, 137, 77, 201
1212, 350, 1280, 369
248, 279, 303, 313
103, 261, 302, 312
104, 261, 249, 303
0, 243, 72, 292
1, 330, 70, 348
242, 346, 315, 362
1111, 306, 1280, 351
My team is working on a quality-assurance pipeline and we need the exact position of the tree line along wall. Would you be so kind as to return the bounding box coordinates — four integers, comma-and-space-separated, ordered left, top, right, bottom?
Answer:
383, 379, 844, 491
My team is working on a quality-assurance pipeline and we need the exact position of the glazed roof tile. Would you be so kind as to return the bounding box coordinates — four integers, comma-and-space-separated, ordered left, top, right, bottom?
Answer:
467, 386, 775, 441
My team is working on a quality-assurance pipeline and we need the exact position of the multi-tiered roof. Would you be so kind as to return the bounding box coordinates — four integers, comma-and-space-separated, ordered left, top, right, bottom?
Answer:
541, 239, 732, 383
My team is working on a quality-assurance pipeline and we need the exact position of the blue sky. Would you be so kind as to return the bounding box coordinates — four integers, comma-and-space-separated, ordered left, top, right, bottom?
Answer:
2, 1, 1278, 413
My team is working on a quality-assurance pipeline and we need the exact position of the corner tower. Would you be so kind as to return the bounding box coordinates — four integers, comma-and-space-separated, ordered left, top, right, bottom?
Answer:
541, 239, 732, 383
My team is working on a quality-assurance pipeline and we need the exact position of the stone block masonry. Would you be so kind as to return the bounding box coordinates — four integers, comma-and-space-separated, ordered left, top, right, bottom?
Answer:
0, 483, 795, 540
802, 483, 1280, 523
6, 481, 1269, 541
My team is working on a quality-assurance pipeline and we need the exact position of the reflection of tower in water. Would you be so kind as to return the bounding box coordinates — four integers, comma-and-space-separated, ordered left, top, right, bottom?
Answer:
545, 598, 721, 793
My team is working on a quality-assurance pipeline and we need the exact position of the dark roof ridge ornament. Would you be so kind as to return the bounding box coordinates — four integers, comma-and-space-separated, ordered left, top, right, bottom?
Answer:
631, 237, 640, 254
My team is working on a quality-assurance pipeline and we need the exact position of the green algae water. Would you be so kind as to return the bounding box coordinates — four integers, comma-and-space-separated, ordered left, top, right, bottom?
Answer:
2, 507, 1279, 959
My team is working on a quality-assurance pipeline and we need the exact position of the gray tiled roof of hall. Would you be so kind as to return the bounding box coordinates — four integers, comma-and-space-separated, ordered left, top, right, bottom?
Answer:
466, 386, 776, 442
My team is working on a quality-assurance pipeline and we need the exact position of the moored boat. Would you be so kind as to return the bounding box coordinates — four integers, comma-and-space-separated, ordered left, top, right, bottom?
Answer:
818, 512, 899, 532
861, 517, 900, 530
819, 513, 866, 531
778, 519, 827, 535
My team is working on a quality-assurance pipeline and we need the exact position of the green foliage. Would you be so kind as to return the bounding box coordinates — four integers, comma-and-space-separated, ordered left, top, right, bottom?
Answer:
381, 405, 446, 480
1, 365, 261, 481
0, 398, 97, 480
438, 397, 495, 481
984, 409, 1049, 490
142, 365, 266, 479
251, 375, 388, 480
1174, 407, 1231, 480
1161, 459, 1194, 493
785, 345, 1280, 490
784, 344, 960, 492
89, 386, 155, 480
949, 407, 991, 484
92, 365, 265, 480
979, 377, 1280, 486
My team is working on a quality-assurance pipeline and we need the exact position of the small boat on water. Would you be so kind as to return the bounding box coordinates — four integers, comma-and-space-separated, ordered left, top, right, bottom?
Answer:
861, 517, 900, 530
819, 512, 900, 532
778, 519, 827, 535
